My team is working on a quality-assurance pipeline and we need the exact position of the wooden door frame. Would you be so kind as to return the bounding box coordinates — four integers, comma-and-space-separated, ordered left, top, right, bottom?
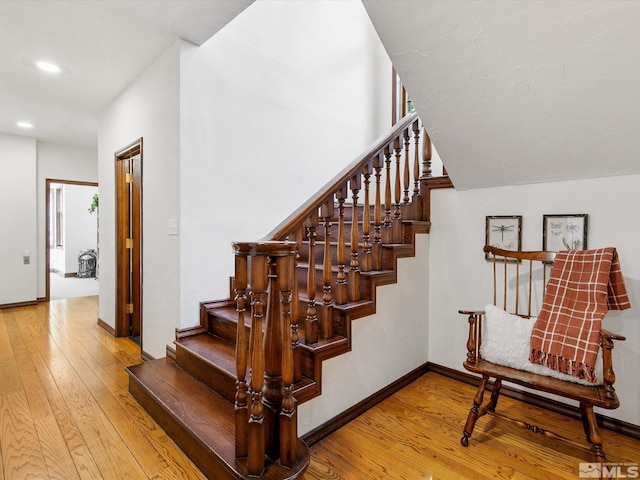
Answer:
115, 138, 143, 340
45, 178, 99, 301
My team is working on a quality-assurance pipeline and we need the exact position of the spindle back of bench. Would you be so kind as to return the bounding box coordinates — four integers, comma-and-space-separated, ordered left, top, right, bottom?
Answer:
483, 245, 556, 317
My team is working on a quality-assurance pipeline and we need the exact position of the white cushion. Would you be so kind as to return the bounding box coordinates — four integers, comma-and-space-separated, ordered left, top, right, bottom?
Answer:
480, 304, 602, 385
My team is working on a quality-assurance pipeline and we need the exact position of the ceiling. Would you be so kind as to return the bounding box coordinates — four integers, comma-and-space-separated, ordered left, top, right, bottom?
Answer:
363, 1, 640, 189
0, 0, 253, 148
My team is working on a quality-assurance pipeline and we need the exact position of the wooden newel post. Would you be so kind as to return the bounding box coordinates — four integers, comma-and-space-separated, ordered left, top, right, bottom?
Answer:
232, 241, 298, 475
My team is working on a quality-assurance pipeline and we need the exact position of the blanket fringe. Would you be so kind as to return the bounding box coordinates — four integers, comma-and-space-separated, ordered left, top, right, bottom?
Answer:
529, 349, 597, 383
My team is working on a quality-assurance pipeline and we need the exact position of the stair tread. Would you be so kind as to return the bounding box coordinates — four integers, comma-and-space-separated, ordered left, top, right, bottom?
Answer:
176, 333, 319, 395
127, 358, 311, 479
127, 358, 235, 454
205, 304, 252, 326
177, 333, 236, 375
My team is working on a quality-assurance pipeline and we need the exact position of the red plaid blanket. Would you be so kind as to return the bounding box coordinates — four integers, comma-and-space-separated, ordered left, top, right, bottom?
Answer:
529, 248, 630, 383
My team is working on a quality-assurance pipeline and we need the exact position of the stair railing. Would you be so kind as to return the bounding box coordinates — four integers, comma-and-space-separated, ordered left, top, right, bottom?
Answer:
263, 111, 427, 317
232, 111, 437, 475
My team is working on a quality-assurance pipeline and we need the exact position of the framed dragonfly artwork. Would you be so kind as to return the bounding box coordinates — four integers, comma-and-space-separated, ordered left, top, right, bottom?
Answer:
485, 215, 522, 260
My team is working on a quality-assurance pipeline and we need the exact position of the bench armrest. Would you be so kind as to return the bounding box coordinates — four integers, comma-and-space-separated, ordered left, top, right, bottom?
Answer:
600, 329, 625, 400
460, 310, 485, 364
601, 329, 626, 342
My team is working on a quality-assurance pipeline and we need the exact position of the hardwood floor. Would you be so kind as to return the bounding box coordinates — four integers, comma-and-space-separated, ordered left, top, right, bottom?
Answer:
306, 374, 640, 480
0, 296, 206, 480
1, 296, 638, 479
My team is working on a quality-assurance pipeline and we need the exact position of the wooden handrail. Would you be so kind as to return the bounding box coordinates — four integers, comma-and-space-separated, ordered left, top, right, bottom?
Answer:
262, 111, 420, 241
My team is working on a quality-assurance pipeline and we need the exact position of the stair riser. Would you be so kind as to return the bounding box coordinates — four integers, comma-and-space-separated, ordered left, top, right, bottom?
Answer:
176, 344, 237, 403
298, 241, 389, 265
295, 262, 379, 296
305, 221, 387, 243
209, 312, 250, 346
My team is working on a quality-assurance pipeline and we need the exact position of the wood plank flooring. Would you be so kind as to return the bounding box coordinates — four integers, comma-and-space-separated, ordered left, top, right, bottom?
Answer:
1, 296, 638, 479
306, 372, 640, 480
0, 297, 206, 480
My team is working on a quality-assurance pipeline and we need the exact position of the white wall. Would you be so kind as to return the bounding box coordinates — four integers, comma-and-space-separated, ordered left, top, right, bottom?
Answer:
179, 0, 392, 331
298, 234, 430, 435
428, 174, 640, 426
36, 142, 98, 295
62, 184, 98, 274
0, 134, 37, 305
98, 40, 181, 357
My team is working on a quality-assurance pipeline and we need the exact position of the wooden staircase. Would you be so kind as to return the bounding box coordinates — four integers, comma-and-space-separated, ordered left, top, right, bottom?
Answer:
127, 112, 450, 479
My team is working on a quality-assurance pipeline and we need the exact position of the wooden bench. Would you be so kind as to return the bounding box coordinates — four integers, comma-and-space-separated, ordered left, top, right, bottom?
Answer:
459, 245, 626, 463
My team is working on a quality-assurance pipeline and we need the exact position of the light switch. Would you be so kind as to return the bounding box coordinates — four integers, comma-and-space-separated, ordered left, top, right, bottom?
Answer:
168, 218, 179, 236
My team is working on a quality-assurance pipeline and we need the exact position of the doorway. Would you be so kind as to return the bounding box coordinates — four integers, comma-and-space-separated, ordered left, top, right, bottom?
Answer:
115, 139, 143, 345
45, 179, 99, 301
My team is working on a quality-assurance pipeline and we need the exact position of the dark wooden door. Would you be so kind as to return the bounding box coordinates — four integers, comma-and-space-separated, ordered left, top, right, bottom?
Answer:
115, 139, 142, 342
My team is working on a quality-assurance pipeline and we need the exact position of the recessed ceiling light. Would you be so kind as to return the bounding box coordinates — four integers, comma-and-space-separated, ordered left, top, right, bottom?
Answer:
17, 121, 34, 129
21, 56, 69, 76
35, 60, 62, 74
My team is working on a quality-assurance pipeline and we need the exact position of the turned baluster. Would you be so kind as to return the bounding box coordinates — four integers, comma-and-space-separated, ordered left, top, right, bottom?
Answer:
348, 174, 361, 302
335, 185, 348, 305
361, 163, 372, 273
291, 227, 303, 383
320, 200, 334, 339
372, 152, 384, 271
402, 127, 411, 218
247, 253, 267, 476
383, 145, 393, 244
233, 253, 249, 458
304, 213, 319, 344
278, 252, 297, 467
422, 129, 432, 178
411, 120, 423, 220
393, 136, 403, 242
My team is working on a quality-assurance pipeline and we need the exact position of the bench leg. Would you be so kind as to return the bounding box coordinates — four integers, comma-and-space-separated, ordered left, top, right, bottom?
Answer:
486, 378, 502, 413
580, 403, 607, 464
461, 376, 489, 446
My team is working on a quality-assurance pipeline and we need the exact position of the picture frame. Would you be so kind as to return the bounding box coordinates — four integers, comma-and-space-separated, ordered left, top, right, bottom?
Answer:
485, 215, 522, 259
543, 214, 588, 251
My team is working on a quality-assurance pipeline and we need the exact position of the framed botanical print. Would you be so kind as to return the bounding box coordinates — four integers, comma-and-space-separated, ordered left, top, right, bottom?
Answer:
543, 214, 588, 251
485, 215, 522, 259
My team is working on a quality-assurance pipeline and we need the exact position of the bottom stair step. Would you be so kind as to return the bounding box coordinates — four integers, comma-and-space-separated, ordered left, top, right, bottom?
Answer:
127, 358, 309, 480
